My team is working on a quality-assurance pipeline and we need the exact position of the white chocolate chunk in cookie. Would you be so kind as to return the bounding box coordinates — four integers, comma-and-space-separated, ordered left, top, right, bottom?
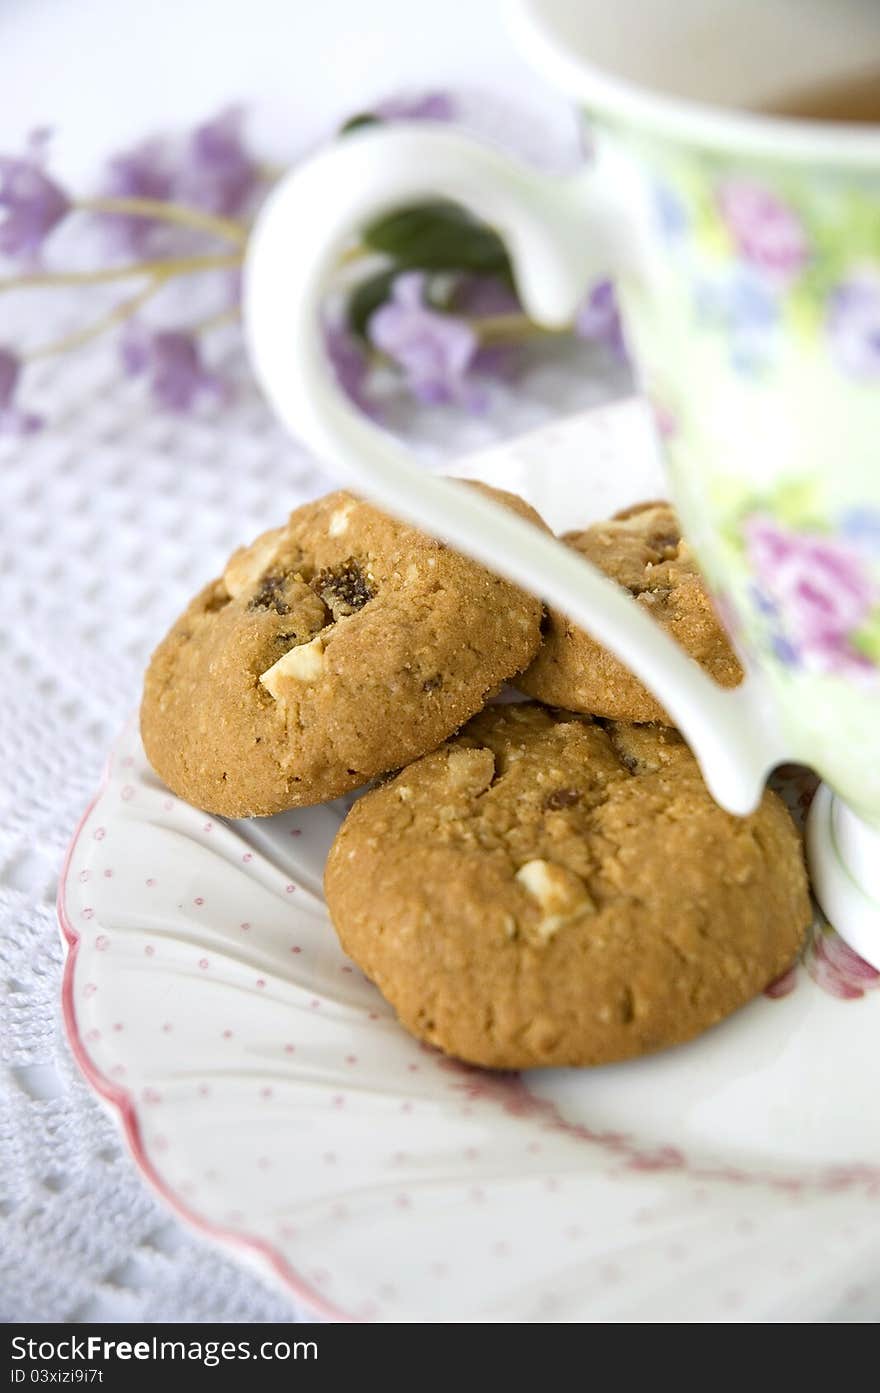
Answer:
515, 858, 595, 940
260, 634, 326, 697
445, 746, 495, 792
224, 529, 285, 598
328, 502, 355, 537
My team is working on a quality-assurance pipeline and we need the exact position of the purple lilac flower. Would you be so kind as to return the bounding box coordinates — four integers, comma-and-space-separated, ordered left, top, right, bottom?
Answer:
575, 279, 628, 362
716, 179, 808, 286
121, 325, 227, 412
374, 92, 455, 122
99, 139, 173, 254
744, 513, 876, 675
174, 107, 259, 217
0, 348, 19, 409
324, 318, 374, 414
0, 348, 41, 435
225, 266, 243, 307
451, 274, 520, 318
827, 274, 880, 380
0, 130, 70, 260
451, 274, 522, 378
368, 272, 481, 407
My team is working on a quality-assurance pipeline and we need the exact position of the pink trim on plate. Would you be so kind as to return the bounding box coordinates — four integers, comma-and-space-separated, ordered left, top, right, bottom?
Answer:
57, 765, 353, 1325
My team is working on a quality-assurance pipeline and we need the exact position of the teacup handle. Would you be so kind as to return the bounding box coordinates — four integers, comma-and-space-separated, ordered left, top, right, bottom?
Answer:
244, 124, 788, 815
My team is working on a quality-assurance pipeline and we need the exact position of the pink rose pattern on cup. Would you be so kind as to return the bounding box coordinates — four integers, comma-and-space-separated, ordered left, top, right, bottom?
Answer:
743, 514, 879, 677
652, 165, 880, 383
716, 179, 809, 287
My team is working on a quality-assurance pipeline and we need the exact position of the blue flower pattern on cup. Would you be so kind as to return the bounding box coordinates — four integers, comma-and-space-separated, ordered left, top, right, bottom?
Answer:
695, 267, 779, 374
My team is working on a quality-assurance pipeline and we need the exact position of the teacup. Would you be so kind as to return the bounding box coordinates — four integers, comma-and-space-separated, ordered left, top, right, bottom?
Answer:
243, 0, 880, 965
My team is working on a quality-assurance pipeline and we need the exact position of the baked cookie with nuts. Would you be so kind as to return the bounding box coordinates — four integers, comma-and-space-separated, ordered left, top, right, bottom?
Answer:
140, 486, 546, 816
519, 501, 743, 723
325, 703, 809, 1069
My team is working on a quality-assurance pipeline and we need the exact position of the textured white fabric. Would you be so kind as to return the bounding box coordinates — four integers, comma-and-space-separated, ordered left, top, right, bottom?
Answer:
0, 271, 628, 1320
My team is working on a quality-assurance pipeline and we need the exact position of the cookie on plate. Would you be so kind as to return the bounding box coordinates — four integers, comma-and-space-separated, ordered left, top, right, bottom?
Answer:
518, 501, 743, 723
141, 485, 546, 817
325, 703, 809, 1069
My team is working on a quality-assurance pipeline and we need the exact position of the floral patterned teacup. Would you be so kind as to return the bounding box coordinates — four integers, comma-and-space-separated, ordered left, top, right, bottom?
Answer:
244, 0, 880, 965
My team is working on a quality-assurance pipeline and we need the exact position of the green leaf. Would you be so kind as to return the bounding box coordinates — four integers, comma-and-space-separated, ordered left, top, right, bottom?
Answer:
339, 112, 382, 135
361, 200, 511, 275
346, 267, 399, 339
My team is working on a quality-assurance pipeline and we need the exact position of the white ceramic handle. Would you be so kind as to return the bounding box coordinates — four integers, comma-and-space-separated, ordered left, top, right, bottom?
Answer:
244, 124, 787, 815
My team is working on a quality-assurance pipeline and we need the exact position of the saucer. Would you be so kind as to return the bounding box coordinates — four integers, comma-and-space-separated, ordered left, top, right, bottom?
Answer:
59, 398, 880, 1322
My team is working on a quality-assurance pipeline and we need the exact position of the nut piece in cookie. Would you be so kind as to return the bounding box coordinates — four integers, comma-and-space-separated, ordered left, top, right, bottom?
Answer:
324, 702, 811, 1070
140, 484, 548, 816
519, 501, 743, 723
260, 633, 327, 694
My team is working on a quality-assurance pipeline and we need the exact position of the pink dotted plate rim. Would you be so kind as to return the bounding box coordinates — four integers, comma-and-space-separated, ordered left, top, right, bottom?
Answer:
58, 775, 350, 1323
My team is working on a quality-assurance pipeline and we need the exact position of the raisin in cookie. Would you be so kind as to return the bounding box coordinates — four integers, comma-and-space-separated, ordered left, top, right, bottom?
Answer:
141, 485, 546, 817
519, 501, 742, 723
325, 703, 809, 1069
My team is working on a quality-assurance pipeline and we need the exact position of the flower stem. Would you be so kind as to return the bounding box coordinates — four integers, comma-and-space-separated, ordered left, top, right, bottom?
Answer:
26, 281, 163, 361
337, 243, 369, 267
471, 312, 565, 346
77, 196, 249, 246
0, 252, 241, 295
190, 304, 241, 335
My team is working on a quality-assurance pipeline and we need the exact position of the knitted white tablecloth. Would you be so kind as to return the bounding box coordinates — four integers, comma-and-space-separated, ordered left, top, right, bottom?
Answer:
0, 285, 628, 1321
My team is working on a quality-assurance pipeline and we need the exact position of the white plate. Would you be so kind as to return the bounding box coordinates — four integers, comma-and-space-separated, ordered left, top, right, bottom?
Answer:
59, 400, 880, 1322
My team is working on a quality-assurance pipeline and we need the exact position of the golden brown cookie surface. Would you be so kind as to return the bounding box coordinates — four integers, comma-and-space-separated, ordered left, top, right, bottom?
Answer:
141, 485, 546, 816
519, 501, 743, 723
325, 703, 810, 1070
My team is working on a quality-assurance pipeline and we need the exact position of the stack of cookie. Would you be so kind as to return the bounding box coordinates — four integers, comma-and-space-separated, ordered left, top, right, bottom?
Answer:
142, 486, 811, 1070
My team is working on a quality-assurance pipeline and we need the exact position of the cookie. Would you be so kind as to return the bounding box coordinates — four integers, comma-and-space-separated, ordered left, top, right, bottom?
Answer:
325, 703, 809, 1069
519, 501, 743, 723
141, 485, 546, 817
